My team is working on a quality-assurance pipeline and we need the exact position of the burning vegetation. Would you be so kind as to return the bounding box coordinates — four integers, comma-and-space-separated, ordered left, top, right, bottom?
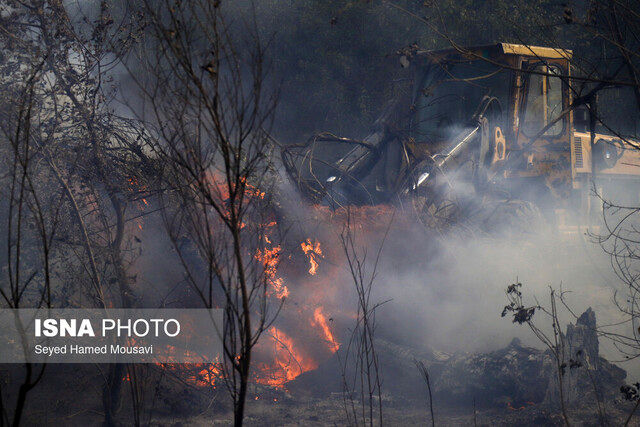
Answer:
312, 307, 340, 353
256, 326, 319, 388
5, 0, 640, 425
300, 239, 323, 276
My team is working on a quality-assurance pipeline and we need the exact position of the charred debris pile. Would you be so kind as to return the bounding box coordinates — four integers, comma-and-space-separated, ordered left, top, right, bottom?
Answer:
289, 308, 626, 410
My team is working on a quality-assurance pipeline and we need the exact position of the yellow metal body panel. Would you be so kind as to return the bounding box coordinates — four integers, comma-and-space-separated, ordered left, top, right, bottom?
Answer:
574, 132, 640, 177
500, 43, 572, 59
415, 42, 640, 217
421, 43, 573, 62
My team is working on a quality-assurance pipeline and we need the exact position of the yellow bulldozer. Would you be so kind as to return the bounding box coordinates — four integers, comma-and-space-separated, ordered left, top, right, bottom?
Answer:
282, 43, 640, 233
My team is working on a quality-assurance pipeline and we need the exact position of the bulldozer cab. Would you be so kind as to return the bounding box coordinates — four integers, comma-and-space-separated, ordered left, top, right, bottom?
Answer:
283, 43, 640, 232
407, 43, 640, 230
410, 44, 573, 191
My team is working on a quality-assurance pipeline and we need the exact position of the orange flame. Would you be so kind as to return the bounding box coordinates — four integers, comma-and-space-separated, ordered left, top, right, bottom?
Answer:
194, 363, 221, 387
255, 326, 317, 388
312, 306, 339, 353
205, 173, 265, 204
254, 245, 289, 299
157, 362, 222, 388
154, 342, 222, 388
300, 239, 323, 275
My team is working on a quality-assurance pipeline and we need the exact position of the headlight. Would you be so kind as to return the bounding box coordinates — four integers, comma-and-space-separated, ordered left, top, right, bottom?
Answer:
595, 138, 622, 169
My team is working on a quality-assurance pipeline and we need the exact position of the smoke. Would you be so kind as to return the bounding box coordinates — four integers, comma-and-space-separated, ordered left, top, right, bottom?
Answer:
372, 223, 621, 353
273, 167, 629, 368
65, 0, 640, 381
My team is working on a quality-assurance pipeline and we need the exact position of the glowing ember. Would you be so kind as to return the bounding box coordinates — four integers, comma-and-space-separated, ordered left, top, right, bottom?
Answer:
300, 239, 323, 275
157, 362, 222, 388
205, 173, 265, 203
506, 401, 535, 411
255, 326, 318, 388
311, 306, 339, 352
155, 344, 222, 388
195, 363, 221, 387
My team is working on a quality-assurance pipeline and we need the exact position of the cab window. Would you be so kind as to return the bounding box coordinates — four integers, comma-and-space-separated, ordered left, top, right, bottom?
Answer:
522, 65, 563, 137
415, 59, 509, 143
